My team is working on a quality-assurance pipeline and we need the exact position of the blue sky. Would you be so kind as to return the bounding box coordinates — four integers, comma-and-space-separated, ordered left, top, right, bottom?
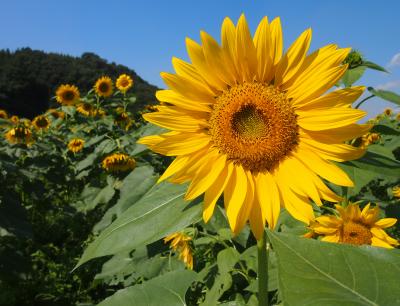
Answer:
1, 0, 399, 117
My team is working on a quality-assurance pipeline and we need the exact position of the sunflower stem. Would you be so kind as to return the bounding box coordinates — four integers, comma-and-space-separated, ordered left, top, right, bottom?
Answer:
355, 94, 374, 109
257, 230, 269, 306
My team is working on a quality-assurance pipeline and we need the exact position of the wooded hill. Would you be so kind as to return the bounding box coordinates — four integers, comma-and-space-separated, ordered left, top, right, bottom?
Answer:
0, 48, 158, 118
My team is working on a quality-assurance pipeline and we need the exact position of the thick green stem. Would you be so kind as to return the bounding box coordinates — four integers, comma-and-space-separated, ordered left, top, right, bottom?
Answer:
257, 231, 269, 306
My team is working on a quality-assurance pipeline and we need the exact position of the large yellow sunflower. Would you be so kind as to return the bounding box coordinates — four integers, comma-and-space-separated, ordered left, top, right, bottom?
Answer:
307, 203, 398, 248
56, 84, 80, 105
94, 76, 114, 97
116, 74, 133, 93
138, 15, 370, 239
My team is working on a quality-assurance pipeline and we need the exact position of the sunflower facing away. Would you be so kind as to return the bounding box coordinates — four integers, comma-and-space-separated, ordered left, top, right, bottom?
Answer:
138, 15, 370, 239
68, 138, 85, 153
116, 74, 134, 93
392, 186, 400, 199
0, 109, 8, 119
56, 84, 80, 105
76, 103, 95, 117
164, 232, 194, 269
46, 109, 65, 120
307, 203, 398, 248
94, 76, 114, 97
102, 153, 136, 172
32, 115, 51, 130
5, 126, 34, 145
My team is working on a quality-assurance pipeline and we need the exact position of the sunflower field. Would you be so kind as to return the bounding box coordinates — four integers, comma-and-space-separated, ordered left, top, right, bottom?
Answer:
1, 15, 400, 306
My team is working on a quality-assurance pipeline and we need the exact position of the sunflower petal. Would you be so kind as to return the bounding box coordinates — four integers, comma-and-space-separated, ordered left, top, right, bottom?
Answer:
256, 172, 281, 229
203, 162, 233, 222
253, 16, 273, 83
374, 218, 397, 229
236, 14, 257, 82
224, 165, 248, 231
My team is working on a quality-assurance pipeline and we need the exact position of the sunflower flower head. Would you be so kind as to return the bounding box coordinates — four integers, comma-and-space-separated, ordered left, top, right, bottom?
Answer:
396, 113, 400, 121
102, 153, 136, 172
164, 232, 193, 269
392, 186, 400, 199
115, 107, 133, 130
138, 14, 369, 239
56, 84, 80, 105
32, 115, 51, 130
0, 109, 8, 119
343, 50, 364, 69
307, 203, 398, 248
361, 132, 380, 148
47, 109, 65, 120
5, 126, 34, 145
68, 138, 85, 153
383, 108, 393, 116
10, 115, 19, 124
94, 76, 113, 98
116, 74, 133, 93
76, 103, 95, 117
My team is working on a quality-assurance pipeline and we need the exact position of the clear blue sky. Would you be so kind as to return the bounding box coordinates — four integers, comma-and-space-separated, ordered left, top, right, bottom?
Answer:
1, 0, 399, 117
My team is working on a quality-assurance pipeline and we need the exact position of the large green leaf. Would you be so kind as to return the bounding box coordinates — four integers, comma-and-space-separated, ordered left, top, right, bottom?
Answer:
98, 270, 197, 306
75, 181, 202, 268
368, 87, 400, 106
93, 166, 157, 233
267, 231, 400, 306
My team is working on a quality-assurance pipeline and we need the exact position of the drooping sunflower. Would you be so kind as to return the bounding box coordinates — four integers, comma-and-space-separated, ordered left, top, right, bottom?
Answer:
102, 153, 136, 172
138, 15, 370, 239
10, 115, 19, 124
46, 108, 65, 120
32, 115, 51, 130
56, 84, 80, 105
307, 203, 398, 248
116, 74, 133, 93
164, 232, 194, 269
0, 109, 8, 119
115, 107, 133, 130
392, 186, 400, 199
68, 138, 85, 153
360, 132, 380, 148
76, 103, 95, 117
94, 76, 114, 97
5, 126, 34, 145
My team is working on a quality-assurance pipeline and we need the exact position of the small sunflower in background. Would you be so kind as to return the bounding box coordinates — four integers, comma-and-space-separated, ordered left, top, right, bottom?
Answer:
396, 113, 400, 121
383, 108, 393, 116
56, 84, 80, 105
68, 138, 85, 153
0, 109, 8, 119
392, 186, 400, 198
92, 108, 106, 118
76, 103, 95, 117
46, 109, 65, 120
115, 107, 133, 130
360, 132, 380, 148
164, 232, 194, 269
32, 115, 51, 130
307, 203, 398, 248
102, 153, 136, 172
94, 76, 113, 97
116, 74, 133, 93
5, 126, 34, 145
10, 115, 19, 124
